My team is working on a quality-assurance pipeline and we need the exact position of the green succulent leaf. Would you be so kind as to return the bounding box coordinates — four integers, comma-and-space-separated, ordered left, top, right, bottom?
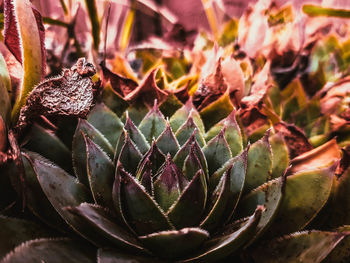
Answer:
29, 156, 115, 245
85, 136, 115, 210
323, 226, 350, 263
244, 131, 272, 193
155, 122, 180, 157
251, 230, 347, 263
175, 116, 206, 147
139, 228, 209, 259
199, 91, 234, 130
138, 103, 167, 144
154, 155, 189, 212
67, 203, 146, 253
182, 207, 262, 262
183, 146, 203, 180
205, 111, 243, 157
20, 152, 68, 230
72, 119, 113, 186
236, 175, 284, 244
200, 150, 247, 232
174, 133, 208, 179
167, 170, 207, 229
24, 124, 72, 174
1, 238, 96, 263
268, 163, 336, 237
115, 114, 150, 157
203, 129, 232, 176
269, 132, 289, 179
0, 216, 51, 259
97, 248, 160, 263
87, 103, 124, 149
120, 169, 174, 235
136, 142, 166, 178
326, 167, 350, 228
117, 132, 142, 174
170, 100, 205, 134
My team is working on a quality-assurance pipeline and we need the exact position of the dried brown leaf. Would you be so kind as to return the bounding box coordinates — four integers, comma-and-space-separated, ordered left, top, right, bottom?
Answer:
274, 122, 313, 158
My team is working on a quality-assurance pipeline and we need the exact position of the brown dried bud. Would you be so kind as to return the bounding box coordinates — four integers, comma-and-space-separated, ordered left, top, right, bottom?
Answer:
14, 58, 98, 137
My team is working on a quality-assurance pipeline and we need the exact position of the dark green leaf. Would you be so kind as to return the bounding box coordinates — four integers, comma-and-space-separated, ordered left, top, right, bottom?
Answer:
120, 170, 173, 235
167, 170, 207, 229
138, 102, 167, 144
87, 103, 124, 149
139, 228, 209, 259
2, 238, 96, 263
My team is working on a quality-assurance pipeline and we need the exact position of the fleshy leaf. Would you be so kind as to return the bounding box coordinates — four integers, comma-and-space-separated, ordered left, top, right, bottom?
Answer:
155, 122, 180, 157
170, 100, 204, 133
136, 142, 166, 178
182, 207, 262, 262
139, 228, 209, 259
5, 0, 46, 121
288, 139, 340, 174
236, 175, 284, 244
201, 152, 247, 232
120, 170, 173, 235
203, 129, 232, 176
124, 69, 168, 107
270, 132, 289, 179
98, 248, 159, 263
24, 124, 72, 174
268, 164, 336, 237
167, 170, 207, 228
0, 216, 51, 258
115, 114, 149, 157
323, 226, 350, 263
244, 131, 272, 193
117, 132, 142, 174
87, 103, 124, 148
174, 133, 208, 178
72, 119, 113, 186
100, 63, 138, 98
200, 91, 234, 130
2, 238, 96, 263
29, 157, 114, 245
67, 203, 146, 253
175, 117, 205, 147
325, 167, 350, 228
18, 152, 67, 230
138, 102, 167, 144
85, 136, 115, 209
0, 53, 11, 124
154, 155, 189, 212
182, 146, 203, 180
251, 231, 347, 263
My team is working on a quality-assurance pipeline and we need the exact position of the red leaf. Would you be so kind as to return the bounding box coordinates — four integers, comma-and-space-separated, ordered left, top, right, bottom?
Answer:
31, 6, 46, 78
100, 63, 138, 98
124, 69, 168, 107
4, 0, 22, 64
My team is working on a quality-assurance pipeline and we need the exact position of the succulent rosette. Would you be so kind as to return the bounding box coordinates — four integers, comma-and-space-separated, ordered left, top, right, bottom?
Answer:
2, 89, 347, 262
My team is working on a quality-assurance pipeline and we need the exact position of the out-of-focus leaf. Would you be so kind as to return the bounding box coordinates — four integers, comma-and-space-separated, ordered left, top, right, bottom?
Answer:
251, 230, 347, 263
4, 0, 45, 122
1, 238, 96, 263
303, 5, 350, 18
0, 53, 11, 125
84, 0, 100, 50
274, 122, 313, 158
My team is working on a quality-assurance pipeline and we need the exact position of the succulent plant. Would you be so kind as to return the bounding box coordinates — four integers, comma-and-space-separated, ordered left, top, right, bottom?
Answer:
2, 89, 348, 262
1, 0, 350, 262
